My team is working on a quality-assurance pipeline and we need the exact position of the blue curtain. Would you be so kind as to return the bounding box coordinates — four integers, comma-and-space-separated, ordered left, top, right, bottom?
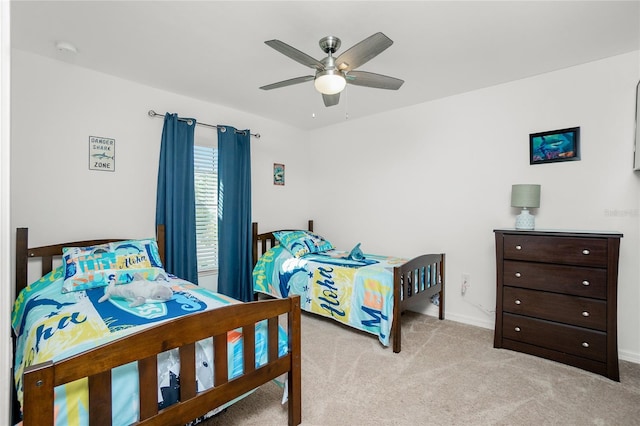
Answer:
217, 125, 252, 301
156, 113, 198, 284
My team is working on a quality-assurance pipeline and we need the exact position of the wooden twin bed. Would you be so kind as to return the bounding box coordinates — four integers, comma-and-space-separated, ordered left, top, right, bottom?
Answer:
252, 220, 445, 353
12, 225, 302, 426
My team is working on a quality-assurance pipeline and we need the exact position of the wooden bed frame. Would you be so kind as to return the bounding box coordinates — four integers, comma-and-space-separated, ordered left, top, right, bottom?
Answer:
12, 225, 302, 426
252, 220, 445, 353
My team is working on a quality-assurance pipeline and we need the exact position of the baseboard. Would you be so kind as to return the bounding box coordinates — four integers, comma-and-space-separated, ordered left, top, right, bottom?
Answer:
442, 312, 494, 330
407, 306, 640, 366
619, 349, 640, 364
406, 304, 494, 330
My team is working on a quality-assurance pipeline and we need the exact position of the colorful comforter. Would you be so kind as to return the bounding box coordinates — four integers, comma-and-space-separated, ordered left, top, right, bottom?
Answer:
253, 245, 407, 346
12, 267, 288, 426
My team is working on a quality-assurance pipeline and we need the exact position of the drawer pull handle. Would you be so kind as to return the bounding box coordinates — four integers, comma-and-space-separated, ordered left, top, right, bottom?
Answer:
515, 245, 522, 250
582, 342, 590, 348
514, 327, 521, 332
515, 272, 521, 278
515, 299, 521, 305
582, 280, 590, 286
582, 249, 590, 255
582, 311, 590, 317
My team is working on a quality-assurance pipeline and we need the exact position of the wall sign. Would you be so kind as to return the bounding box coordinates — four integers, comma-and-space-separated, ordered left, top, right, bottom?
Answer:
89, 136, 115, 171
274, 163, 285, 185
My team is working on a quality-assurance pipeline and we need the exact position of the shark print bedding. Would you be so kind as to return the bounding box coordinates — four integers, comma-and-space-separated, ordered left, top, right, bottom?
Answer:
12, 267, 288, 425
253, 244, 408, 346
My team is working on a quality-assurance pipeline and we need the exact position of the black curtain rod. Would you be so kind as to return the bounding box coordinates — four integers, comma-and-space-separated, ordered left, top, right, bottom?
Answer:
147, 110, 261, 139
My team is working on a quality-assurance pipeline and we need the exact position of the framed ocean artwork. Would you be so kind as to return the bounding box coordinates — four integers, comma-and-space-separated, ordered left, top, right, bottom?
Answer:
273, 163, 285, 185
529, 127, 580, 165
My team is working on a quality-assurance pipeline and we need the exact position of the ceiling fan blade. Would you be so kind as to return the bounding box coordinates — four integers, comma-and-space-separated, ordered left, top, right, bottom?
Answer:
265, 40, 325, 70
335, 32, 393, 72
345, 71, 404, 90
323, 93, 340, 107
260, 75, 315, 90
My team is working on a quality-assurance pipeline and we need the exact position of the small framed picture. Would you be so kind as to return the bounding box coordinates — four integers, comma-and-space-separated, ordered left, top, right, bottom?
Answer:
273, 163, 285, 185
529, 127, 580, 165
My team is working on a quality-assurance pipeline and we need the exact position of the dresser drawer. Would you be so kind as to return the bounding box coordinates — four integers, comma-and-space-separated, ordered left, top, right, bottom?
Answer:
503, 313, 606, 362
503, 287, 606, 331
503, 235, 608, 267
503, 260, 607, 299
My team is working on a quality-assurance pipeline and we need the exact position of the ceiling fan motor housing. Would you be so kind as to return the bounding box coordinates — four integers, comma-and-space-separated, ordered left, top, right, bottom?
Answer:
319, 36, 341, 54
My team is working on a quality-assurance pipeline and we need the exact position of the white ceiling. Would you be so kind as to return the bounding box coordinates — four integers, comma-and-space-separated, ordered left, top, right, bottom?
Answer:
10, 1, 640, 130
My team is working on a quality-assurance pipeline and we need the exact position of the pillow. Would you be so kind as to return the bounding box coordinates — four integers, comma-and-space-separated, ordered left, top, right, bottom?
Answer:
61, 238, 166, 293
273, 230, 333, 258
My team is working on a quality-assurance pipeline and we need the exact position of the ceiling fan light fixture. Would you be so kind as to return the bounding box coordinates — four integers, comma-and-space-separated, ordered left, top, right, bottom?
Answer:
314, 70, 346, 95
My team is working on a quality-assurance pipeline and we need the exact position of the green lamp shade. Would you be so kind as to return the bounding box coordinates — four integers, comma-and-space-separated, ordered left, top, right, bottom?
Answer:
511, 184, 541, 208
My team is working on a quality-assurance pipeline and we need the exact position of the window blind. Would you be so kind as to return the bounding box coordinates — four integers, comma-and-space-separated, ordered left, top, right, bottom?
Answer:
194, 145, 218, 272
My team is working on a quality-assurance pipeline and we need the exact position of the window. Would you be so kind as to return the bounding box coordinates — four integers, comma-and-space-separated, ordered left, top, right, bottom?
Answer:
194, 145, 218, 272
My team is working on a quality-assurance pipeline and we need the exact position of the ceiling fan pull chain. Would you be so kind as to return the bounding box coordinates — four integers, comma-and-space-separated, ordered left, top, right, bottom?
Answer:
345, 86, 349, 120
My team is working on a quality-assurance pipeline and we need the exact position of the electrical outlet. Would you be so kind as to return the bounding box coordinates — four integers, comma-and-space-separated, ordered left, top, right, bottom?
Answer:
461, 273, 470, 295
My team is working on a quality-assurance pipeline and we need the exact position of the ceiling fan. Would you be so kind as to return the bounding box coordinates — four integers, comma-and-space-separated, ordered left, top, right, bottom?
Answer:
259, 32, 404, 107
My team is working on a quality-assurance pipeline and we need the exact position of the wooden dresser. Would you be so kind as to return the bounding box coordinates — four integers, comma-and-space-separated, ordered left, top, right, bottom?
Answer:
493, 229, 622, 381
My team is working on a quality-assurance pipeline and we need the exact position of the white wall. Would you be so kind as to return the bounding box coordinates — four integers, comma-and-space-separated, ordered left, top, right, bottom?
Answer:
306, 51, 640, 363
9, 50, 313, 289
7, 49, 640, 381
1, 1, 12, 424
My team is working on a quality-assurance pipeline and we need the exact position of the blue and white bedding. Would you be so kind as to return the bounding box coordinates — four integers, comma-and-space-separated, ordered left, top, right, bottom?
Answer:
12, 266, 288, 425
253, 244, 408, 346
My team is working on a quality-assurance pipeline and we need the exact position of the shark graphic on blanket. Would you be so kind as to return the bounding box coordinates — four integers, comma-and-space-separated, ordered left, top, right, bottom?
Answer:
253, 245, 408, 346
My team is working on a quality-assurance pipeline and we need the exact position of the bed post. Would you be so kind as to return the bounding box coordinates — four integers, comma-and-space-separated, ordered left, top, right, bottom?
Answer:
288, 295, 302, 425
16, 228, 28, 296
439, 254, 445, 320
252, 222, 259, 301
252, 222, 259, 268
307, 220, 313, 232
22, 361, 55, 425
11, 232, 25, 424
156, 224, 166, 265
392, 267, 402, 353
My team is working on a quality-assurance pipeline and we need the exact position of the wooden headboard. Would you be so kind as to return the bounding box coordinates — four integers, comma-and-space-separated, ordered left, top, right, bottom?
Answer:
12, 224, 166, 423
15, 225, 166, 296
252, 220, 314, 267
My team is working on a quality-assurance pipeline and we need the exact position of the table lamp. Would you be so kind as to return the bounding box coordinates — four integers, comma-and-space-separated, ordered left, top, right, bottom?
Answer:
511, 184, 541, 230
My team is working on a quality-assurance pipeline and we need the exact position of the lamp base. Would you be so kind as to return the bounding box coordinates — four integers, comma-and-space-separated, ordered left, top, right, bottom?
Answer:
515, 208, 535, 230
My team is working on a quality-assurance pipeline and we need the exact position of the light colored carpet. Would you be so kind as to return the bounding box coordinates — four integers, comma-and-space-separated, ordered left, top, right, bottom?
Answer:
202, 311, 640, 425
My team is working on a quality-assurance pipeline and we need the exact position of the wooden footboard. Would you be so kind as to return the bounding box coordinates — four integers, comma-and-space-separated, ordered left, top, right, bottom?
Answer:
22, 295, 302, 426
392, 253, 446, 353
